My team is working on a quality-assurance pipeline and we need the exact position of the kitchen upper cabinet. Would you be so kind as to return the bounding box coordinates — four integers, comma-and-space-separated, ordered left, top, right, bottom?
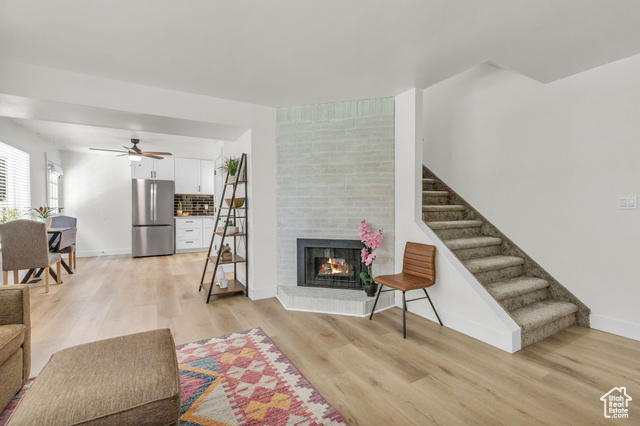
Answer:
154, 157, 175, 180
174, 158, 200, 193
200, 160, 214, 194
175, 158, 214, 194
131, 157, 174, 180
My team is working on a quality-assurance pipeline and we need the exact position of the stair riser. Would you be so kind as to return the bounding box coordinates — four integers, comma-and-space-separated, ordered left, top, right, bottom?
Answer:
474, 265, 524, 284
452, 245, 502, 261
422, 210, 465, 222
423, 194, 449, 205
500, 288, 550, 311
521, 314, 576, 347
423, 181, 438, 191
433, 226, 482, 240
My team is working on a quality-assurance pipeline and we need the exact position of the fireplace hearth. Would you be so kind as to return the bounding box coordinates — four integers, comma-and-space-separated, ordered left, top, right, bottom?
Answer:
297, 239, 364, 289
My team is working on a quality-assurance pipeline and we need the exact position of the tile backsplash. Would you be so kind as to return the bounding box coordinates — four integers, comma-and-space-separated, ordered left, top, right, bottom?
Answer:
175, 194, 214, 216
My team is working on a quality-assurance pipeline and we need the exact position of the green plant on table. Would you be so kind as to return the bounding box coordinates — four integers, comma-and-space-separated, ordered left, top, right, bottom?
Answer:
31, 206, 60, 218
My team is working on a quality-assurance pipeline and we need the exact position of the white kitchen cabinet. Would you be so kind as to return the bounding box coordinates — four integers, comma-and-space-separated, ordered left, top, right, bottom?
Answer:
200, 160, 215, 194
202, 217, 214, 248
174, 158, 214, 194
175, 217, 215, 253
154, 157, 175, 180
174, 158, 200, 193
131, 157, 174, 180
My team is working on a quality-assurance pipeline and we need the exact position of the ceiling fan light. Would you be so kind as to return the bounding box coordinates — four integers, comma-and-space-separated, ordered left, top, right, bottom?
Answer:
129, 154, 142, 162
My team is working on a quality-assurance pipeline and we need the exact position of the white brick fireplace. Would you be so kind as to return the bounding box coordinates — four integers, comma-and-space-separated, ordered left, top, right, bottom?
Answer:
276, 98, 396, 315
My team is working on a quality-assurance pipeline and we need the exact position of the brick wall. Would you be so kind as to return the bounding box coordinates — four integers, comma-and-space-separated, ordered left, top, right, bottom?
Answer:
276, 98, 395, 288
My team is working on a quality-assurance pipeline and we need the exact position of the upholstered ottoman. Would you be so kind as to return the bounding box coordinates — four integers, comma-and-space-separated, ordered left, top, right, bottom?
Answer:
7, 329, 181, 426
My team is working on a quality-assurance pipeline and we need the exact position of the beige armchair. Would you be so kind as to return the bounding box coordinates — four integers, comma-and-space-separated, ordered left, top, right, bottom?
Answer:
0, 220, 61, 292
0, 285, 30, 412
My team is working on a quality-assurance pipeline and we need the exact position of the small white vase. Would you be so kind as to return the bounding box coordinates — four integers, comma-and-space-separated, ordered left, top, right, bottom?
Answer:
36, 217, 52, 229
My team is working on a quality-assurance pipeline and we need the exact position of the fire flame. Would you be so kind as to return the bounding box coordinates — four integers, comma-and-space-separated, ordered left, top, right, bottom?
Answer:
318, 257, 350, 275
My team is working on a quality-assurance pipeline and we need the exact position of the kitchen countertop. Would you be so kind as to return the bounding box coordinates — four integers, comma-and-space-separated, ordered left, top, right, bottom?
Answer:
175, 215, 215, 218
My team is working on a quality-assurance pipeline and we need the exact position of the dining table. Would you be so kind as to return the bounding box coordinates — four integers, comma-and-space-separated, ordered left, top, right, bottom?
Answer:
20, 226, 76, 284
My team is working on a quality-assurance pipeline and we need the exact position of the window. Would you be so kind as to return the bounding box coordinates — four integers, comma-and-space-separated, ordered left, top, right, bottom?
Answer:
0, 141, 30, 219
48, 162, 63, 210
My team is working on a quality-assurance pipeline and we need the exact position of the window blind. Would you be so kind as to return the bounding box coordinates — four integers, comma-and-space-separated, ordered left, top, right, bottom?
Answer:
0, 141, 30, 217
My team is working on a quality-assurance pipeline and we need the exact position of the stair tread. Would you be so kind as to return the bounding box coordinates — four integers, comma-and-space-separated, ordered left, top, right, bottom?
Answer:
423, 190, 448, 195
511, 301, 578, 332
427, 220, 483, 229
423, 178, 436, 183
445, 236, 502, 250
463, 256, 525, 273
422, 205, 466, 212
485, 277, 549, 301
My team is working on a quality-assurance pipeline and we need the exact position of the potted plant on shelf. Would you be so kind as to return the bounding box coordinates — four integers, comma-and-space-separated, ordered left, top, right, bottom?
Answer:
359, 220, 383, 297
220, 243, 233, 261
226, 220, 238, 234
176, 201, 183, 216
219, 157, 239, 183
31, 206, 58, 228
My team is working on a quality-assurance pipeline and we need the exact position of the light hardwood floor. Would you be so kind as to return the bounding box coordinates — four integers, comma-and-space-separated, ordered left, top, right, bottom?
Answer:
22, 253, 640, 425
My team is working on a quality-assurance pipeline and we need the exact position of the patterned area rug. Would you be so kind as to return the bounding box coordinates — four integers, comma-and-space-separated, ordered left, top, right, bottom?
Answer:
0, 328, 346, 426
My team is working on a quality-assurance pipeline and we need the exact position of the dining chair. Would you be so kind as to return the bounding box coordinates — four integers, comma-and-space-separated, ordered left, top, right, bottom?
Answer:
0, 220, 62, 292
50, 215, 77, 270
369, 242, 443, 338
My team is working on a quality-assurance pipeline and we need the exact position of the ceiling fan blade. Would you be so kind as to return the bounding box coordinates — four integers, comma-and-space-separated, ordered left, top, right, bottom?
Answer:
140, 152, 163, 160
144, 151, 173, 156
123, 145, 143, 153
116, 153, 129, 157
90, 148, 128, 153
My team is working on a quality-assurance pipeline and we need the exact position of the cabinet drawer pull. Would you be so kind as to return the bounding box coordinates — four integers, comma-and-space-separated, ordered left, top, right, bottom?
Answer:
186, 230, 193, 232
186, 241, 193, 244
186, 220, 193, 223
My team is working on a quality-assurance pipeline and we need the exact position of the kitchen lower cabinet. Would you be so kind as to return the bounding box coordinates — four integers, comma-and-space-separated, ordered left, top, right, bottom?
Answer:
175, 217, 215, 253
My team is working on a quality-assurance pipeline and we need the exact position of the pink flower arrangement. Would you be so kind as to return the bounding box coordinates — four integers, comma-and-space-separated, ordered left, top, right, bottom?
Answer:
360, 220, 382, 266
360, 220, 382, 286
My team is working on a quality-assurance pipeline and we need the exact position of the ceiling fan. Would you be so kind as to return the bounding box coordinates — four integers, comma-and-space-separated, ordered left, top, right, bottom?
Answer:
90, 139, 172, 161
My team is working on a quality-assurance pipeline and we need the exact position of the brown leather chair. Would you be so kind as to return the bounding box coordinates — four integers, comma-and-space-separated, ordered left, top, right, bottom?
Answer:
369, 242, 443, 338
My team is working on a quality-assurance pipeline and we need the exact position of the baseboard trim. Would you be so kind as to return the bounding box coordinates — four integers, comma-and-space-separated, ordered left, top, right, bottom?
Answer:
275, 294, 396, 318
590, 314, 640, 341
402, 294, 520, 353
250, 286, 278, 300
77, 249, 132, 258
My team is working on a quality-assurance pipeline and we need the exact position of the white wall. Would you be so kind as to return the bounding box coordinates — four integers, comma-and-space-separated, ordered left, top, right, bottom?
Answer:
60, 151, 132, 256
223, 105, 279, 300
0, 117, 60, 209
395, 88, 519, 352
423, 56, 640, 340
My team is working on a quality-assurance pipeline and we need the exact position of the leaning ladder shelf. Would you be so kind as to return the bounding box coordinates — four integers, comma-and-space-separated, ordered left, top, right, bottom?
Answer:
199, 153, 248, 303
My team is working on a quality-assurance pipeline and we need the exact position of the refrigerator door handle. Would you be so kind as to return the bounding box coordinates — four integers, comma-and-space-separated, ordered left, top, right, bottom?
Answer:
151, 183, 156, 224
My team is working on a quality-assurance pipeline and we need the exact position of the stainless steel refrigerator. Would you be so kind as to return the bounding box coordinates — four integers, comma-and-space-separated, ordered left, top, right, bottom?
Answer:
132, 179, 175, 257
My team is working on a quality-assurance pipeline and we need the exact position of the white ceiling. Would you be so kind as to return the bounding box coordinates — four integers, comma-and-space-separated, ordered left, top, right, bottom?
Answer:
9, 117, 223, 157
1, 1, 640, 148
2, 0, 640, 107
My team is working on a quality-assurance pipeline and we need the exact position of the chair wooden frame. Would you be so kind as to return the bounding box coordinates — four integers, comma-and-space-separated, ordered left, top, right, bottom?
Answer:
369, 242, 443, 338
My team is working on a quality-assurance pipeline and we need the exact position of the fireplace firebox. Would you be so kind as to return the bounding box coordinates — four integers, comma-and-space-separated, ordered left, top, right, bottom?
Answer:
297, 239, 365, 289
